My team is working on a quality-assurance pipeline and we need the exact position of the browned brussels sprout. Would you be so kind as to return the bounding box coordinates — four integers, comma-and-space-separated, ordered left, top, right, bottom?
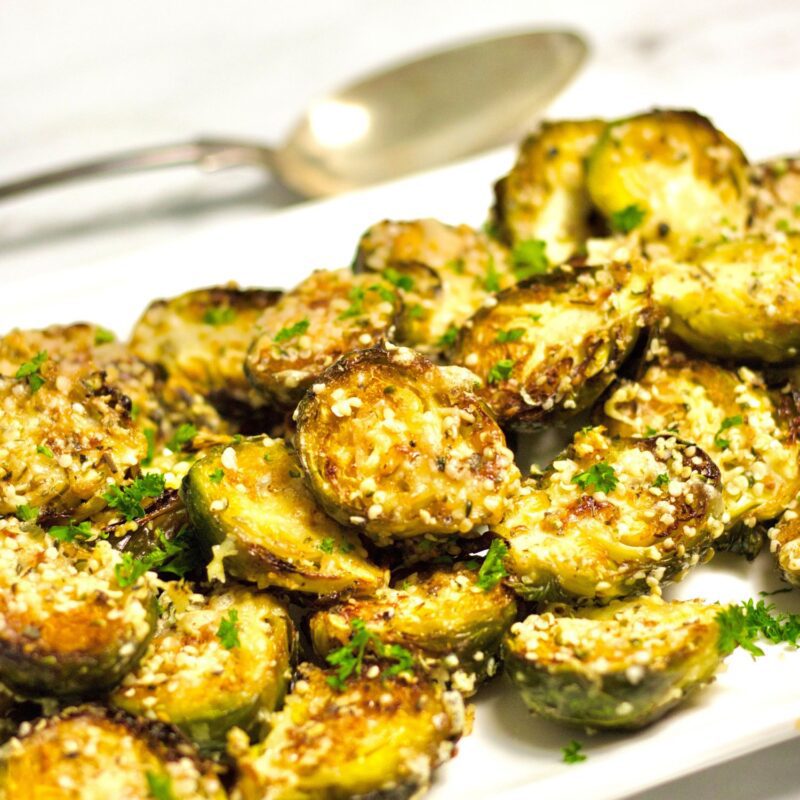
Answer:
748, 156, 800, 234
496, 426, 725, 604
294, 343, 521, 545
768, 498, 800, 587
181, 437, 386, 596
450, 261, 651, 429
234, 663, 464, 800
504, 596, 726, 729
245, 269, 399, 407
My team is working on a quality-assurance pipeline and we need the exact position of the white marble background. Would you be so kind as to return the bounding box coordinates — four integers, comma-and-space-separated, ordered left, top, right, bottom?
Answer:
2, 0, 800, 796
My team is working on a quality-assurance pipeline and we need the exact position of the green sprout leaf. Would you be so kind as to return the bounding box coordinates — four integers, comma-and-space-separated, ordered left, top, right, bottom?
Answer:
476, 539, 508, 591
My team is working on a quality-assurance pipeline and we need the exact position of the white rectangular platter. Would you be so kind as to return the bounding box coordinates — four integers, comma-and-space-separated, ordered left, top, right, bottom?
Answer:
3, 148, 800, 800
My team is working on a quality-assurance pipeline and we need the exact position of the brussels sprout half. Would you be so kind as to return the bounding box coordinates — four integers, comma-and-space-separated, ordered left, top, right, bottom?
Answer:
310, 562, 517, 695
451, 261, 651, 430
504, 596, 726, 730
586, 109, 748, 246
245, 269, 399, 407
496, 427, 725, 604
0, 706, 226, 800
768, 498, 800, 587
354, 218, 516, 352
294, 343, 521, 545
112, 582, 295, 751
490, 119, 606, 263
182, 437, 386, 596
0, 522, 156, 699
234, 663, 464, 800
601, 354, 800, 534
654, 234, 800, 363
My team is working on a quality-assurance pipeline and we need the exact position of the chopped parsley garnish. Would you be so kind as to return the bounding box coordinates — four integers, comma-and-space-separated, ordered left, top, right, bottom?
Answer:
476, 539, 508, 591
274, 318, 310, 343
610, 204, 646, 234
487, 359, 514, 384
369, 283, 396, 304
15, 351, 47, 394
383, 268, 414, 291
47, 520, 92, 543
716, 599, 800, 657
36, 444, 54, 458
103, 473, 166, 521
115, 550, 162, 588
319, 537, 335, 554
326, 618, 415, 690
652, 473, 670, 488
714, 415, 743, 450
146, 770, 175, 800
209, 468, 225, 483
407, 303, 425, 319
15, 504, 38, 522
94, 326, 116, 345
338, 286, 367, 320
572, 462, 619, 494
203, 306, 237, 326
141, 428, 156, 467
437, 325, 459, 348
562, 740, 587, 764
495, 327, 525, 344
263, 452, 272, 462
484, 254, 501, 292
166, 423, 197, 453
511, 239, 549, 281
217, 609, 241, 650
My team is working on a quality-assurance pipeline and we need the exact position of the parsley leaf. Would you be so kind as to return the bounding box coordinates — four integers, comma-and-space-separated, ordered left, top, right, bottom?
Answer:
15, 504, 38, 522
103, 473, 166, 521
36, 444, 54, 458
610, 204, 646, 234
484, 254, 501, 292
319, 537, 335, 554
15, 351, 47, 393
274, 318, 310, 343
495, 327, 525, 344
209, 468, 225, 483
714, 415, 743, 450
47, 520, 92, 542
477, 539, 508, 591
115, 551, 161, 588
572, 462, 618, 494
487, 359, 514, 384
338, 287, 367, 320
383, 268, 414, 291
217, 609, 241, 649
203, 306, 237, 326
94, 327, 115, 345
146, 770, 175, 800
166, 423, 197, 453
562, 740, 587, 764
437, 325, 459, 348
652, 473, 670, 488
369, 284, 397, 304
141, 428, 157, 467
511, 239, 549, 281
716, 599, 800, 657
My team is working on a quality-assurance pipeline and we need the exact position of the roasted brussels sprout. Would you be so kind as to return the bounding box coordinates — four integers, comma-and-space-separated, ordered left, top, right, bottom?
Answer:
586, 110, 748, 245
0, 706, 226, 799
245, 269, 399, 407
748, 156, 800, 234
490, 119, 606, 263
354, 218, 515, 351
653, 234, 800, 362
235, 663, 464, 800
496, 427, 725, 604
182, 437, 386, 596
295, 343, 521, 545
601, 355, 800, 532
0, 521, 156, 698
0, 355, 146, 519
310, 562, 517, 695
111, 582, 294, 751
451, 261, 651, 429
130, 284, 281, 409
504, 596, 726, 729
767, 498, 800, 587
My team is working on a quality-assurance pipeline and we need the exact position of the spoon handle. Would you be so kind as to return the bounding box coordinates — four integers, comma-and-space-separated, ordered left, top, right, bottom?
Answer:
0, 138, 277, 201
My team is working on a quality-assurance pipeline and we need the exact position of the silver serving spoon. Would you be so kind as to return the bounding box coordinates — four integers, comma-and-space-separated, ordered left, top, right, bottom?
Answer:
0, 30, 586, 201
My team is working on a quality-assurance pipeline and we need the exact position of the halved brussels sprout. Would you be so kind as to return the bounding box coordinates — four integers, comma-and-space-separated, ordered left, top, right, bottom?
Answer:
496, 426, 725, 604
130, 285, 281, 410
354, 218, 515, 352
294, 343, 521, 545
0, 706, 226, 799
748, 156, 800, 234
451, 261, 651, 429
490, 119, 606, 263
586, 109, 748, 246
235, 663, 464, 800
768, 498, 800, 587
310, 562, 517, 695
0, 355, 146, 519
112, 582, 294, 751
182, 437, 386, 596
601, 354, 800, 532
245, 269, 398, 407
0, 521, 156, 698
653, 234, 800, 362
504, 596, 726, 729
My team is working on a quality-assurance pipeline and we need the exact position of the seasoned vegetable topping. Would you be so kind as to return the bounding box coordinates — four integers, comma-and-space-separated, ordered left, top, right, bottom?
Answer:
748, 156, 800, 234
295, 343, 521, 544
768, 498, 800, 587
